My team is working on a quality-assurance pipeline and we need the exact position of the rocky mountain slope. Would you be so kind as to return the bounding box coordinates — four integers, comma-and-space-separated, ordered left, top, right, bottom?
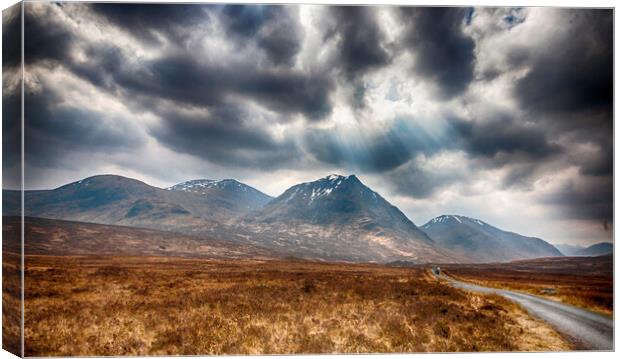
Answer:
239, 174, 456, 263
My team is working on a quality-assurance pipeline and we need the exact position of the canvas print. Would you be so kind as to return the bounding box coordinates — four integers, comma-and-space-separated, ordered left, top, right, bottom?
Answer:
1, 1, 614, 356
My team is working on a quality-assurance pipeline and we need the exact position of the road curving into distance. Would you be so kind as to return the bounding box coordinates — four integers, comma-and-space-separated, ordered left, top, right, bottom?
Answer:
435, 271, 613, 350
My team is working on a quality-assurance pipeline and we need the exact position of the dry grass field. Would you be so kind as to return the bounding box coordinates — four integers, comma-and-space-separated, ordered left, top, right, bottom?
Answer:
22, 254, 571, 356
4, 218, 586, 355
2, 251, 21, 356
441, 255, 613, 316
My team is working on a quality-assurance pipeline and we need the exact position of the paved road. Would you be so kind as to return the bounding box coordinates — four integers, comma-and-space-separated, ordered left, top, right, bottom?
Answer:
437, 272, 613, 350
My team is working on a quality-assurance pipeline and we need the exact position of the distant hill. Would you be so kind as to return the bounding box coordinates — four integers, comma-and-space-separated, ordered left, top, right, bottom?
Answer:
167, 178, 273, 214
3, 175, 271, 234
556, 242, 613, 257
420, 215, 562, 262
239, 174, 456, 263
576, 242, 613, 256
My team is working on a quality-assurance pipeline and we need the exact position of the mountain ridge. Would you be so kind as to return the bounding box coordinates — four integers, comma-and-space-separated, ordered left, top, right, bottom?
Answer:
421, 214, 563, 262
4, 174, 270, 233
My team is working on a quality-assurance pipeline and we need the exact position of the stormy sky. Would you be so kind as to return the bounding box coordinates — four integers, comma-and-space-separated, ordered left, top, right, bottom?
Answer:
2, 2, 613, 246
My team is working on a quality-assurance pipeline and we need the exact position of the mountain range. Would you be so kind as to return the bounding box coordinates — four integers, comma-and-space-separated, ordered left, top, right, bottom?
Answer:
4, 175, 270, 235
556, 242, 613, 257
2, 173, 584, 263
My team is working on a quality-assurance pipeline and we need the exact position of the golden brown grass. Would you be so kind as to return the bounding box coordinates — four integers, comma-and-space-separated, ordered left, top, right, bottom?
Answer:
2, 251, 21, 357
23, 255, 571, 356
441, 256, 613, 316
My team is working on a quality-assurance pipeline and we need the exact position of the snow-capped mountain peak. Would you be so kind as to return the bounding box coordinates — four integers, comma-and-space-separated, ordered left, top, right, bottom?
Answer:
282, 174, 362, 203
421, 215, 488, 229
167, 178, 253, 193
167, 178, 273, 211
167, 179, 216, 192
244, 173, 442, 262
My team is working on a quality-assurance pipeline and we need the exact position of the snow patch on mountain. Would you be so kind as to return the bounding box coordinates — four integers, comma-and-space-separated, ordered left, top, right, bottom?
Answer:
284, 174, 355, 203
168, 179, 252, 194
326, 174, 341, 181
422, 215, 489, 229
423, 215, 490, 229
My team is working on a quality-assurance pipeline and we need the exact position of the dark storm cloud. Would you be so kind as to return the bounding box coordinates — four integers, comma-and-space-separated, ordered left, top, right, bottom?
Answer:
219, 4, 265, 36
150, 104, 300, 168
23, 6, 73, 65
305, 130, 411, 172
22, 7, 126, 90
399, 7, 475, 98
500, 163, 547, 190
114, 55, 333, 121
542, 176, 613, 222
579, 143, 613, 177
91, 3, 303, 67
69, 45, 125, 90
23, 5, 332, 121
506, 9, 612, 221
219, 5, 302, 66
447, 116, 564, 189
327, 6, 391, 79
22, 3, 123, 90
89, 3, 208, 45
514, 10, 612, 118
305, 118, 445, 173
501, 9, 612, 183
2, 3, 21, 69
2, 92, 21, 173
19, 3, 328, 174
387, 161, 463, 199
23, 90, 143, 168
24, 4, 125, 87
2, 3, 22, 185
448, 116, 562, 162
255, 14, 302, 66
